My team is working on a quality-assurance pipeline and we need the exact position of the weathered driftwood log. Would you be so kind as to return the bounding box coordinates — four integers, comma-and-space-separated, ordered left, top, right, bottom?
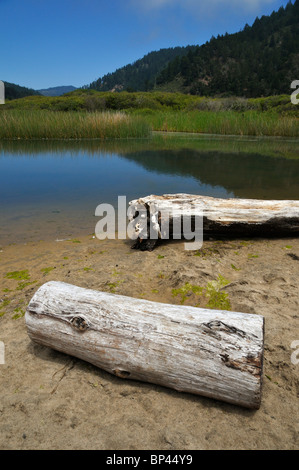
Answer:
25, 281, 265, 409
128, 194, 299, 251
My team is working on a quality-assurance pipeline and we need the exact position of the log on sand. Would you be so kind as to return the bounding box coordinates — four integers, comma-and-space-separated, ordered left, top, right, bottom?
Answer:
25, 281, 265, 409
128, 194, 299, 251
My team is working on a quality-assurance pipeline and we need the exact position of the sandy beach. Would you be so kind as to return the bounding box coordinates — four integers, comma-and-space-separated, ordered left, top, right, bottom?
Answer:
0, 233, 298, 450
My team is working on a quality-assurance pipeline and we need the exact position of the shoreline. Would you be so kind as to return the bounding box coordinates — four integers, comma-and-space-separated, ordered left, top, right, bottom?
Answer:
0, 233, 298, 449
1, 130, 299, 141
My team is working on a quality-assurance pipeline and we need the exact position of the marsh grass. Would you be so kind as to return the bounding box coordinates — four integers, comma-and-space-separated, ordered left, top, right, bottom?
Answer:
1, 91, 298, 138
139, 110, 299, 137
0, 110, 151, 140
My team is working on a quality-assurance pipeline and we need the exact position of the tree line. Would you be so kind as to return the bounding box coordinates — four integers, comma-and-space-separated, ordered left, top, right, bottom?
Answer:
156, 0, 299, 97
88, 1, 299, 98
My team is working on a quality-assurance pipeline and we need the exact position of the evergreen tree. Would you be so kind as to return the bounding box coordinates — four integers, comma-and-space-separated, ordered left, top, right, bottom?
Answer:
156, 0, 299, 97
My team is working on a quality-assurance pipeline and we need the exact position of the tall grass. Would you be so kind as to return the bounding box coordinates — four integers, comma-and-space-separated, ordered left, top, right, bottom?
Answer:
0, 110, 151, 140
137, 110, 299, 137
1, 101, 298, 139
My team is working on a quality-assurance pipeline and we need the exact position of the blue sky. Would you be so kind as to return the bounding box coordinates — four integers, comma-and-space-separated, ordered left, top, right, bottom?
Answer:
0, 0, 292, 90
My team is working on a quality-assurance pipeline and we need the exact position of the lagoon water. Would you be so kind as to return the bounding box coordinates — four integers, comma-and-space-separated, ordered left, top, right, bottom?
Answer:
0, 134, 299, 244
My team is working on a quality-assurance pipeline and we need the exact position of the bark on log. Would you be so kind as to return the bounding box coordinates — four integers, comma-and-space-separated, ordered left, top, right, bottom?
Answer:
25, 281, 264, 409
128, 194, 299, 251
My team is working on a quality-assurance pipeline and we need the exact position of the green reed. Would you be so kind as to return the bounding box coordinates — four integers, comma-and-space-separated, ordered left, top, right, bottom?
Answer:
0, 110, 151, 140
139, 110, 299, 137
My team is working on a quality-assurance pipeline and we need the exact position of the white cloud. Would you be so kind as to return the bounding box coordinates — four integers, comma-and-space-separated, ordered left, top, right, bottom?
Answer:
128, 0, 282, 48
133, 0, 276, 13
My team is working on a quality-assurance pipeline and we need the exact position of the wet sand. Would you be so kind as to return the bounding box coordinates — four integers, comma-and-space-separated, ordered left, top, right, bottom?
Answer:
0, 234, 298, 450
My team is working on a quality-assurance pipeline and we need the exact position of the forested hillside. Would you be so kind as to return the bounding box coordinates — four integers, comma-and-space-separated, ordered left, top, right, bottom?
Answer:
4, 2, 298, 99
88, 1, 299, 97
3, 81, 40, 100
157, 0, 299, 97
88, 47, 195, 92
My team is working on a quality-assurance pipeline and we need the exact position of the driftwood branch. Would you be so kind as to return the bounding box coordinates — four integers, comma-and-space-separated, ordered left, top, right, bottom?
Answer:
128, 194, 299, 251
25, 281, 264, 409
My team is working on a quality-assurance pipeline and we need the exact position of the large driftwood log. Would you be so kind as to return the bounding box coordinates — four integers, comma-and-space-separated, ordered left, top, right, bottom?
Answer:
25, 281, 264, 409
128, 194, 299, 250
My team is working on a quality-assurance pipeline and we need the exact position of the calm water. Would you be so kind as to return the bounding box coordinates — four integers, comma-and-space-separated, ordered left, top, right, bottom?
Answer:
0, 134, 299, 244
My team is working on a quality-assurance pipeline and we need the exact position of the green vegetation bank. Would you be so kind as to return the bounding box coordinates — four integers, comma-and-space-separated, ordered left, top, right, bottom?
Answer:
1, 89, 298, 138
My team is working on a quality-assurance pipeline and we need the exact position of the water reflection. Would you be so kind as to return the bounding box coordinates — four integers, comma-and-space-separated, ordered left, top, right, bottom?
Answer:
0, 135, 298, 243
122, 148, 299, 199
